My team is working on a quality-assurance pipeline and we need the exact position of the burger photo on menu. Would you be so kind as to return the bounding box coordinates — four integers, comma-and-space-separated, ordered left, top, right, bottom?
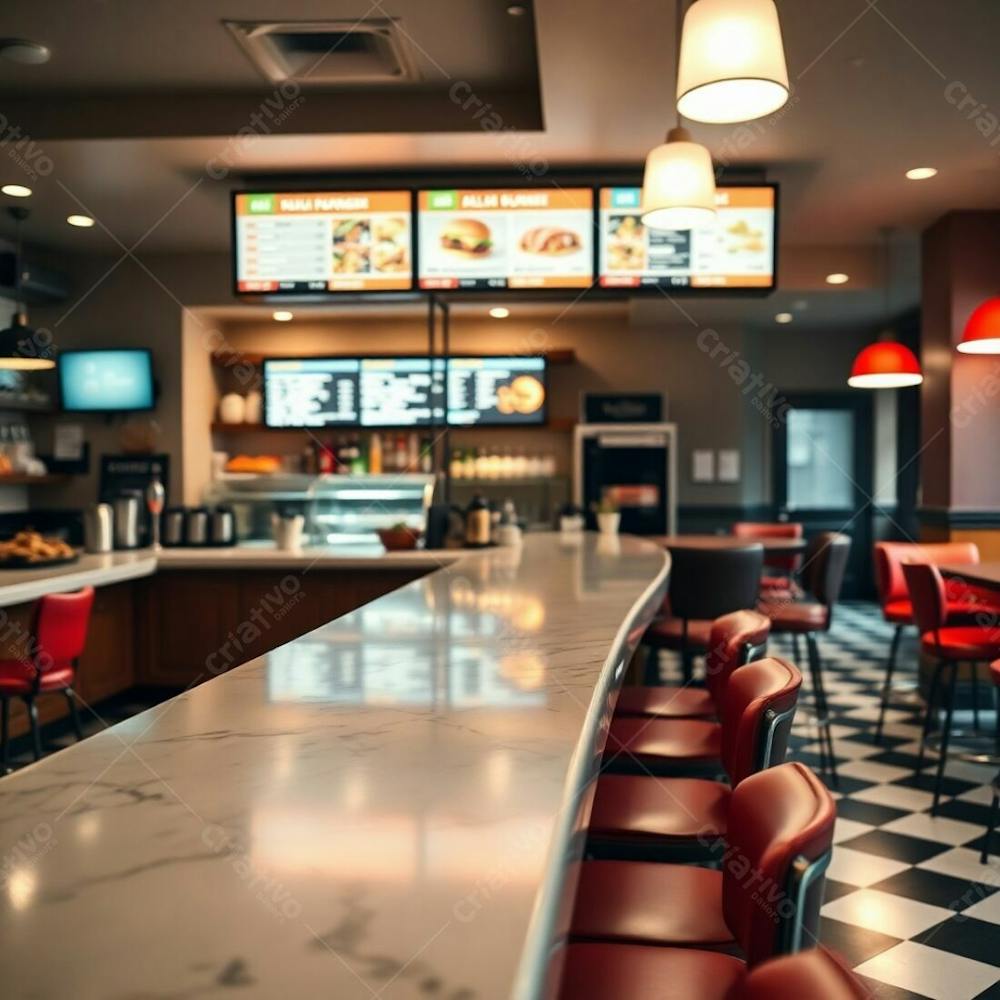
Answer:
332, 218, 371, 275
370, 216, 410, 273
439, 218, 494, 259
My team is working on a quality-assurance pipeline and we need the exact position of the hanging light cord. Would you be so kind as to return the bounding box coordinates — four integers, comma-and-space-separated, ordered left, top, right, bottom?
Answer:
675, 0, 685, 132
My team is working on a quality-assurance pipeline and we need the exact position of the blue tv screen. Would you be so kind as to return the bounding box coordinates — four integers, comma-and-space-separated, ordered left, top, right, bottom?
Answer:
59, 349, 155, 412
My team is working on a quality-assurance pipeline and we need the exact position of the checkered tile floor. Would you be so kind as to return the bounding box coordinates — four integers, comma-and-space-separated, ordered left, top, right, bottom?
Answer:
781, 602, 1000, 1000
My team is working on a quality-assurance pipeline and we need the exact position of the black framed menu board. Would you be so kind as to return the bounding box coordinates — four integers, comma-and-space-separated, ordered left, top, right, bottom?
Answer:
447, 356, 547, 426
358, 357, 445, 427
233, 190, 413, 294
417, 187, 594, 290
597, 185, 777, 290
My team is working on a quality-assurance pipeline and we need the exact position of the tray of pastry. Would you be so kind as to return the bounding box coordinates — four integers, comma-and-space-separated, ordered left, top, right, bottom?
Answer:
0, 531, 80, 568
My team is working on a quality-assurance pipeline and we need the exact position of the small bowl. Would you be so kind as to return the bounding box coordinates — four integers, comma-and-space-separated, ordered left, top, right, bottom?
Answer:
377, 526, 422, 552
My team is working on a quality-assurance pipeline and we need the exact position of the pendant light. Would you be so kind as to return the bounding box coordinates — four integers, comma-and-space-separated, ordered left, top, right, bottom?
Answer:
957, 298, 1000, 354
641, 0, 717, 231
0, 206, 54, 370
848, 228, 922, 389
676, 0, 789, 124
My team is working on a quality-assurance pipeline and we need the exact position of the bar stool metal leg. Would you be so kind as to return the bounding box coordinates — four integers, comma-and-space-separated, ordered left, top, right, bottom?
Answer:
24, 697, 42, 761
916, 660, 946, 784
971, 662, 981, 732
807, 633, 838, 786
932, 662, 960, 815
982, 779, 1000, 864
875, 625, 904, 744
64, 688, 83, 741
0, 697, 8, 774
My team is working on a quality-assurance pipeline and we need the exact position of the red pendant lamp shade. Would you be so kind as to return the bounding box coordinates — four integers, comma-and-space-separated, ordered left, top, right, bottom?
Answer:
848, 341, 923, 388
958, 298, 1000, 353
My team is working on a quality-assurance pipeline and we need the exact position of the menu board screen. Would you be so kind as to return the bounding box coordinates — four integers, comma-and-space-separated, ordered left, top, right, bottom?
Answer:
263, 359, 360, 428
417, 188, 594, 290
234, 191, 413, 294
598, 186, 776, 290
359, 358, 445, 427
448, 356, 547, 426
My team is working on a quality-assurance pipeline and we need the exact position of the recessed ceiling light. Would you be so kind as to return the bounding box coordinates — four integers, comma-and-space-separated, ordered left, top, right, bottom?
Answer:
66, 214, 95, 228
272, 310, 294, 322
775, 312, 793, 324
506, 3, 528, 15
1, 184, 31, 198
905, 166, 937, 181
489, 307, 510, 319
0, 38, 51, 65
826, 273, 849, 285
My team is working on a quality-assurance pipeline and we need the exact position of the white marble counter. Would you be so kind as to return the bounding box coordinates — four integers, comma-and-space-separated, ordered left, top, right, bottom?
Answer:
0, 533, 667, 1000
156, 542, 465, 571
0, 551, 158, 609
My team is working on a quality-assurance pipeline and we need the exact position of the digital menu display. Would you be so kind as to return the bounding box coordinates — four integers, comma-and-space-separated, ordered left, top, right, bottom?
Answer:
417, 188, 594, 290
598, 186, 776, 290
359, 358, 445, 427
234, 190, 413, 294
263, 359, 360, 428
448, 356, 547, 426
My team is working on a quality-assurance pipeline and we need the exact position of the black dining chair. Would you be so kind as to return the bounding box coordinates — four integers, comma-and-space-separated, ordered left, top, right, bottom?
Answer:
643, 543, 764, 684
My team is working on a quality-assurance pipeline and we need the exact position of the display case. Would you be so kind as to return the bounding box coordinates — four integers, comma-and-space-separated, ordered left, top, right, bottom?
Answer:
205, 473, 436, 546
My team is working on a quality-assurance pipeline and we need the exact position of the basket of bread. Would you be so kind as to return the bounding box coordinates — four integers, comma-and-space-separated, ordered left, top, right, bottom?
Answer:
0, 530, 79, 568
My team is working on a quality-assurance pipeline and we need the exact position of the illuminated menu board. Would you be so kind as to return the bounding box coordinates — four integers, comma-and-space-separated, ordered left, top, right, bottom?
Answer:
417, 188, 594, 290
234, 191, 413, 294
448, 356, 547, 426
359, 358, 445, 427
598, 186, 776, 290
263, 359, 360, 428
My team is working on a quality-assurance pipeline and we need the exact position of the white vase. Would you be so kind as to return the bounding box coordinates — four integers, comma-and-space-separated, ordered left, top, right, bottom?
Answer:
597, 511, 621, 535
219, 393, 246, 424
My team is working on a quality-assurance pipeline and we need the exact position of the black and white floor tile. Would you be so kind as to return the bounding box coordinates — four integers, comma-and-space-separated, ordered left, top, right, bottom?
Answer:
782, 602, 1000, 1000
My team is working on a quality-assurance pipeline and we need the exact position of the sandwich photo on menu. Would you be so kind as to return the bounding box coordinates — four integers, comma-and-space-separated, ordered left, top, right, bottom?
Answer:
371, 216, 409, 273
332, 218, 371, 275
518, 227, 582, 256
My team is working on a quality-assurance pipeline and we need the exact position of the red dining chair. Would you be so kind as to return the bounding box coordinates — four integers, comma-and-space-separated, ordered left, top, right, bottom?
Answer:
643, 544, 764, 685
615, 610, 771, 721
732, 522, 804, 598
559, 762, 835, 1000
589, 657, 802, 862
737, 948, 870, 1000
759, 532, 851, 784
982, 659, 1000, 864
903, 562, 1000, 814
873, 541, 1000, 742
0, 586, 94, 769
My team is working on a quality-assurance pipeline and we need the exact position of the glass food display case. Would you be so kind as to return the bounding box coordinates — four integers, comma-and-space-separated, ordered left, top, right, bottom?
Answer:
205, 473, 435, 546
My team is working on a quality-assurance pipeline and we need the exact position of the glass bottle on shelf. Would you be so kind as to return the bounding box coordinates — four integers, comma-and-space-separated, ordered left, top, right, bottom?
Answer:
450, 448, 464, 479
369, 432, 383, 475
420, 437, 433, 474
463, 448, 476, 479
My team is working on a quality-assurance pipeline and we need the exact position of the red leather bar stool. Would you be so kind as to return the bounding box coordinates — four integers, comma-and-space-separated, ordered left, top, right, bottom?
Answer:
982, 659, 1000, 864
642, 543, 763, 685
615, 610, 770, 721
558, 762, 835, 1000
759, 532, 851, 784
737, 949, 870, 1000
732, 521, 804, 598
0, 586, 95, 770
903, 562, 1000, 814
589, 657, 801, 862
873, 541, 999, 742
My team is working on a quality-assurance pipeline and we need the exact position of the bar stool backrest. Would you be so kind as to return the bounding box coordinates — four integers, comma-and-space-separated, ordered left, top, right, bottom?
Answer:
33, 587, 95, 672
800, 533, 851, 627
901, 562, 948, 638
874, 541, 979, 607
732, 521, 804, 574
704, 609, 772, 706
737, 948, 870, 1000
722, 762, 835, 966
668, 544, 764, 624
720, 657, 802, 785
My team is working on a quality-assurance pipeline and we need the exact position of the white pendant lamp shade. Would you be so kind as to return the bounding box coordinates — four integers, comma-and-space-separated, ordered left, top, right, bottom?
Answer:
640, 127, 718, 230
677, 0, 789, 124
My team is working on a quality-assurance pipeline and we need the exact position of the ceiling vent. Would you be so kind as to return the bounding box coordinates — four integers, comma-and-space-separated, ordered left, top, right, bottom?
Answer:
225, 19, 422, 86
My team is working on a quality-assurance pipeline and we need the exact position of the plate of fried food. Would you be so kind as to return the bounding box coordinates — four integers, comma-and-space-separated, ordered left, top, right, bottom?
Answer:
0, 530, 79, 568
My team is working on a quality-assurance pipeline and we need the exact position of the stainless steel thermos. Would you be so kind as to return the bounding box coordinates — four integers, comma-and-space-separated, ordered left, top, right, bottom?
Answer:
83, 503, 114, 553
112, 492, 142, 550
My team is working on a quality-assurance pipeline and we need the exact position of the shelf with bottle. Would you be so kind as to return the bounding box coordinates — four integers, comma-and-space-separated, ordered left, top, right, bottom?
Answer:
306, 430, 435, 478
448, 446, 560, 482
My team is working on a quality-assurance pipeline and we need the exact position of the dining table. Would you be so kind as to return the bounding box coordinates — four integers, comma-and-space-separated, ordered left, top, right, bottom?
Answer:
651, 533, 808, 554
938, 560, 1000, 593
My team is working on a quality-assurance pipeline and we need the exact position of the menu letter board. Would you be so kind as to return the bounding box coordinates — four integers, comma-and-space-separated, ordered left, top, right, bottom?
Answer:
448, 357, 547, 426
234, 191, 413, 294
598, 186, 776, 290
418, 188, 594, 290
263, 359, 361, 428
359, 358, 445, 427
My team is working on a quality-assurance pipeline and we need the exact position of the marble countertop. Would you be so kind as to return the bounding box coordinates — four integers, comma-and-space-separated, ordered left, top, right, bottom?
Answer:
0, 533, 668, 1000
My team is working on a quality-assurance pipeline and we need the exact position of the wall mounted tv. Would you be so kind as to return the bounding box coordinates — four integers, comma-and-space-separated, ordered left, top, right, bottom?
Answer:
59, 349, 156, 413
417, 187, 594, 291
232, 190, 413, 294
262, 355, 547, 428
597, 185, 778, 291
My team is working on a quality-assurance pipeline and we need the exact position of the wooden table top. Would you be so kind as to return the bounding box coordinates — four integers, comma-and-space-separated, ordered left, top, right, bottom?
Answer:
938, 561, 1000, 591
652, 534, 808, 553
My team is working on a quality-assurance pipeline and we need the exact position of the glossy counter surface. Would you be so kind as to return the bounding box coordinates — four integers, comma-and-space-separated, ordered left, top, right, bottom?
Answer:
0, 533, 668, 1000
